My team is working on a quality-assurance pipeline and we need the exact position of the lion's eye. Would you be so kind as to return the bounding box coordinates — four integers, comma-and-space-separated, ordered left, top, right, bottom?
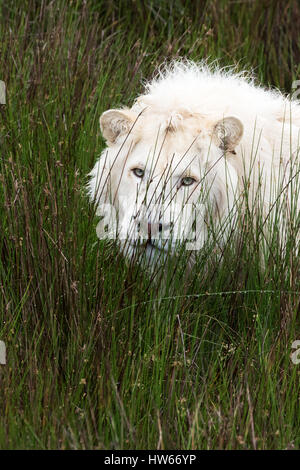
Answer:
181, 176, 196, 187
132, 168, 144, 178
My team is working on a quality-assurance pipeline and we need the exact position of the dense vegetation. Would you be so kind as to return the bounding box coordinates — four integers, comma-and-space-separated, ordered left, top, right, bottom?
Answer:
0, 0, 299, 449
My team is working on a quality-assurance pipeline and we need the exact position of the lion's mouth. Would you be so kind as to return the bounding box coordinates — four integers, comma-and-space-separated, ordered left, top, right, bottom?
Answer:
128, 239, 169, 253
146, 240, 166, 252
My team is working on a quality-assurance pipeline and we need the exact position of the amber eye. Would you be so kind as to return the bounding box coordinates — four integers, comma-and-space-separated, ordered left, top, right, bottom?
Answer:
132, 168, 144, 178
181, 176, 196, 187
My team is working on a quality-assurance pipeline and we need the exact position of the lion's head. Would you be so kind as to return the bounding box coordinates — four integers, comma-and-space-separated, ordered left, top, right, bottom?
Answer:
88, 103, 243, 264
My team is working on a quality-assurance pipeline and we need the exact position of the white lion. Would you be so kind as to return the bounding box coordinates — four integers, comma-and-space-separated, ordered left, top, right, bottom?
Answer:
88, 60, 300, 265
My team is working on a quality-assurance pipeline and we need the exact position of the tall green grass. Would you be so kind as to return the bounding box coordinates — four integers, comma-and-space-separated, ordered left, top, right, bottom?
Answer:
0, 0, 299, 449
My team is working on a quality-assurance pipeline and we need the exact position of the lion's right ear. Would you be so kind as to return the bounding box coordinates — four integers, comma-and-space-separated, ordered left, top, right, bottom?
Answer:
100, 109, 136, 145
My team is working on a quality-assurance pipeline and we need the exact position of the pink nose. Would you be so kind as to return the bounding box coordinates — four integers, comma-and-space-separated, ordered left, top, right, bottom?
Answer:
147, 222, 152, 240
137, 220, 163, 239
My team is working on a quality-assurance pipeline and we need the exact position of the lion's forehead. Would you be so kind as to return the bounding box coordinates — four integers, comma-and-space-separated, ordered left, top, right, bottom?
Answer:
134, 110, 210, 139
125, 132, 208, 175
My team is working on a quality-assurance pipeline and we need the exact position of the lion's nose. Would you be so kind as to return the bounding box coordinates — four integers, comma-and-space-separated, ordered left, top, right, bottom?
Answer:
136, 220, 163, 240
147, 222, 151, 240
147, 222, 163, 240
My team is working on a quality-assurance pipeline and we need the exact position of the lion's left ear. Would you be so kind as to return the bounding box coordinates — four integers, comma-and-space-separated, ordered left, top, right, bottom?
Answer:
213, 116, 243, 152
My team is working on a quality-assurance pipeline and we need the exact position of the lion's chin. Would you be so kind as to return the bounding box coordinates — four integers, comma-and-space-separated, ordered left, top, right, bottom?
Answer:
141, 242, 171, 268
122, 239, 173, 264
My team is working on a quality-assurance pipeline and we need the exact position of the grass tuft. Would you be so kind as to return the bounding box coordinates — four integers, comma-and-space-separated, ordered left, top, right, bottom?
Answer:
0, 0, 299, 450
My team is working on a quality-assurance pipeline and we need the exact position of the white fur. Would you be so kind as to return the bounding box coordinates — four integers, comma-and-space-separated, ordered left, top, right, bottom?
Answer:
88, 60, 300, 263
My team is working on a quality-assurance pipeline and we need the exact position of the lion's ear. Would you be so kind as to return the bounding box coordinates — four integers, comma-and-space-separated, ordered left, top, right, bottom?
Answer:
100, 109, 136, 145
213, 116, 243, 152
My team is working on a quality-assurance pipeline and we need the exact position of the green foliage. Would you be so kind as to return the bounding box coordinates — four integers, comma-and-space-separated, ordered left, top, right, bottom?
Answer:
0, 0, 299, 449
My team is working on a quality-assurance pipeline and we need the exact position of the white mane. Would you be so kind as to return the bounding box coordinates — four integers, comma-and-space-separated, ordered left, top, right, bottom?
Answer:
134, 60, 300, 126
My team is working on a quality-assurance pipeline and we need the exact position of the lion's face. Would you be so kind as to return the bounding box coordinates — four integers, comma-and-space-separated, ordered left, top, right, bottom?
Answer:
88, 107, 243, 262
